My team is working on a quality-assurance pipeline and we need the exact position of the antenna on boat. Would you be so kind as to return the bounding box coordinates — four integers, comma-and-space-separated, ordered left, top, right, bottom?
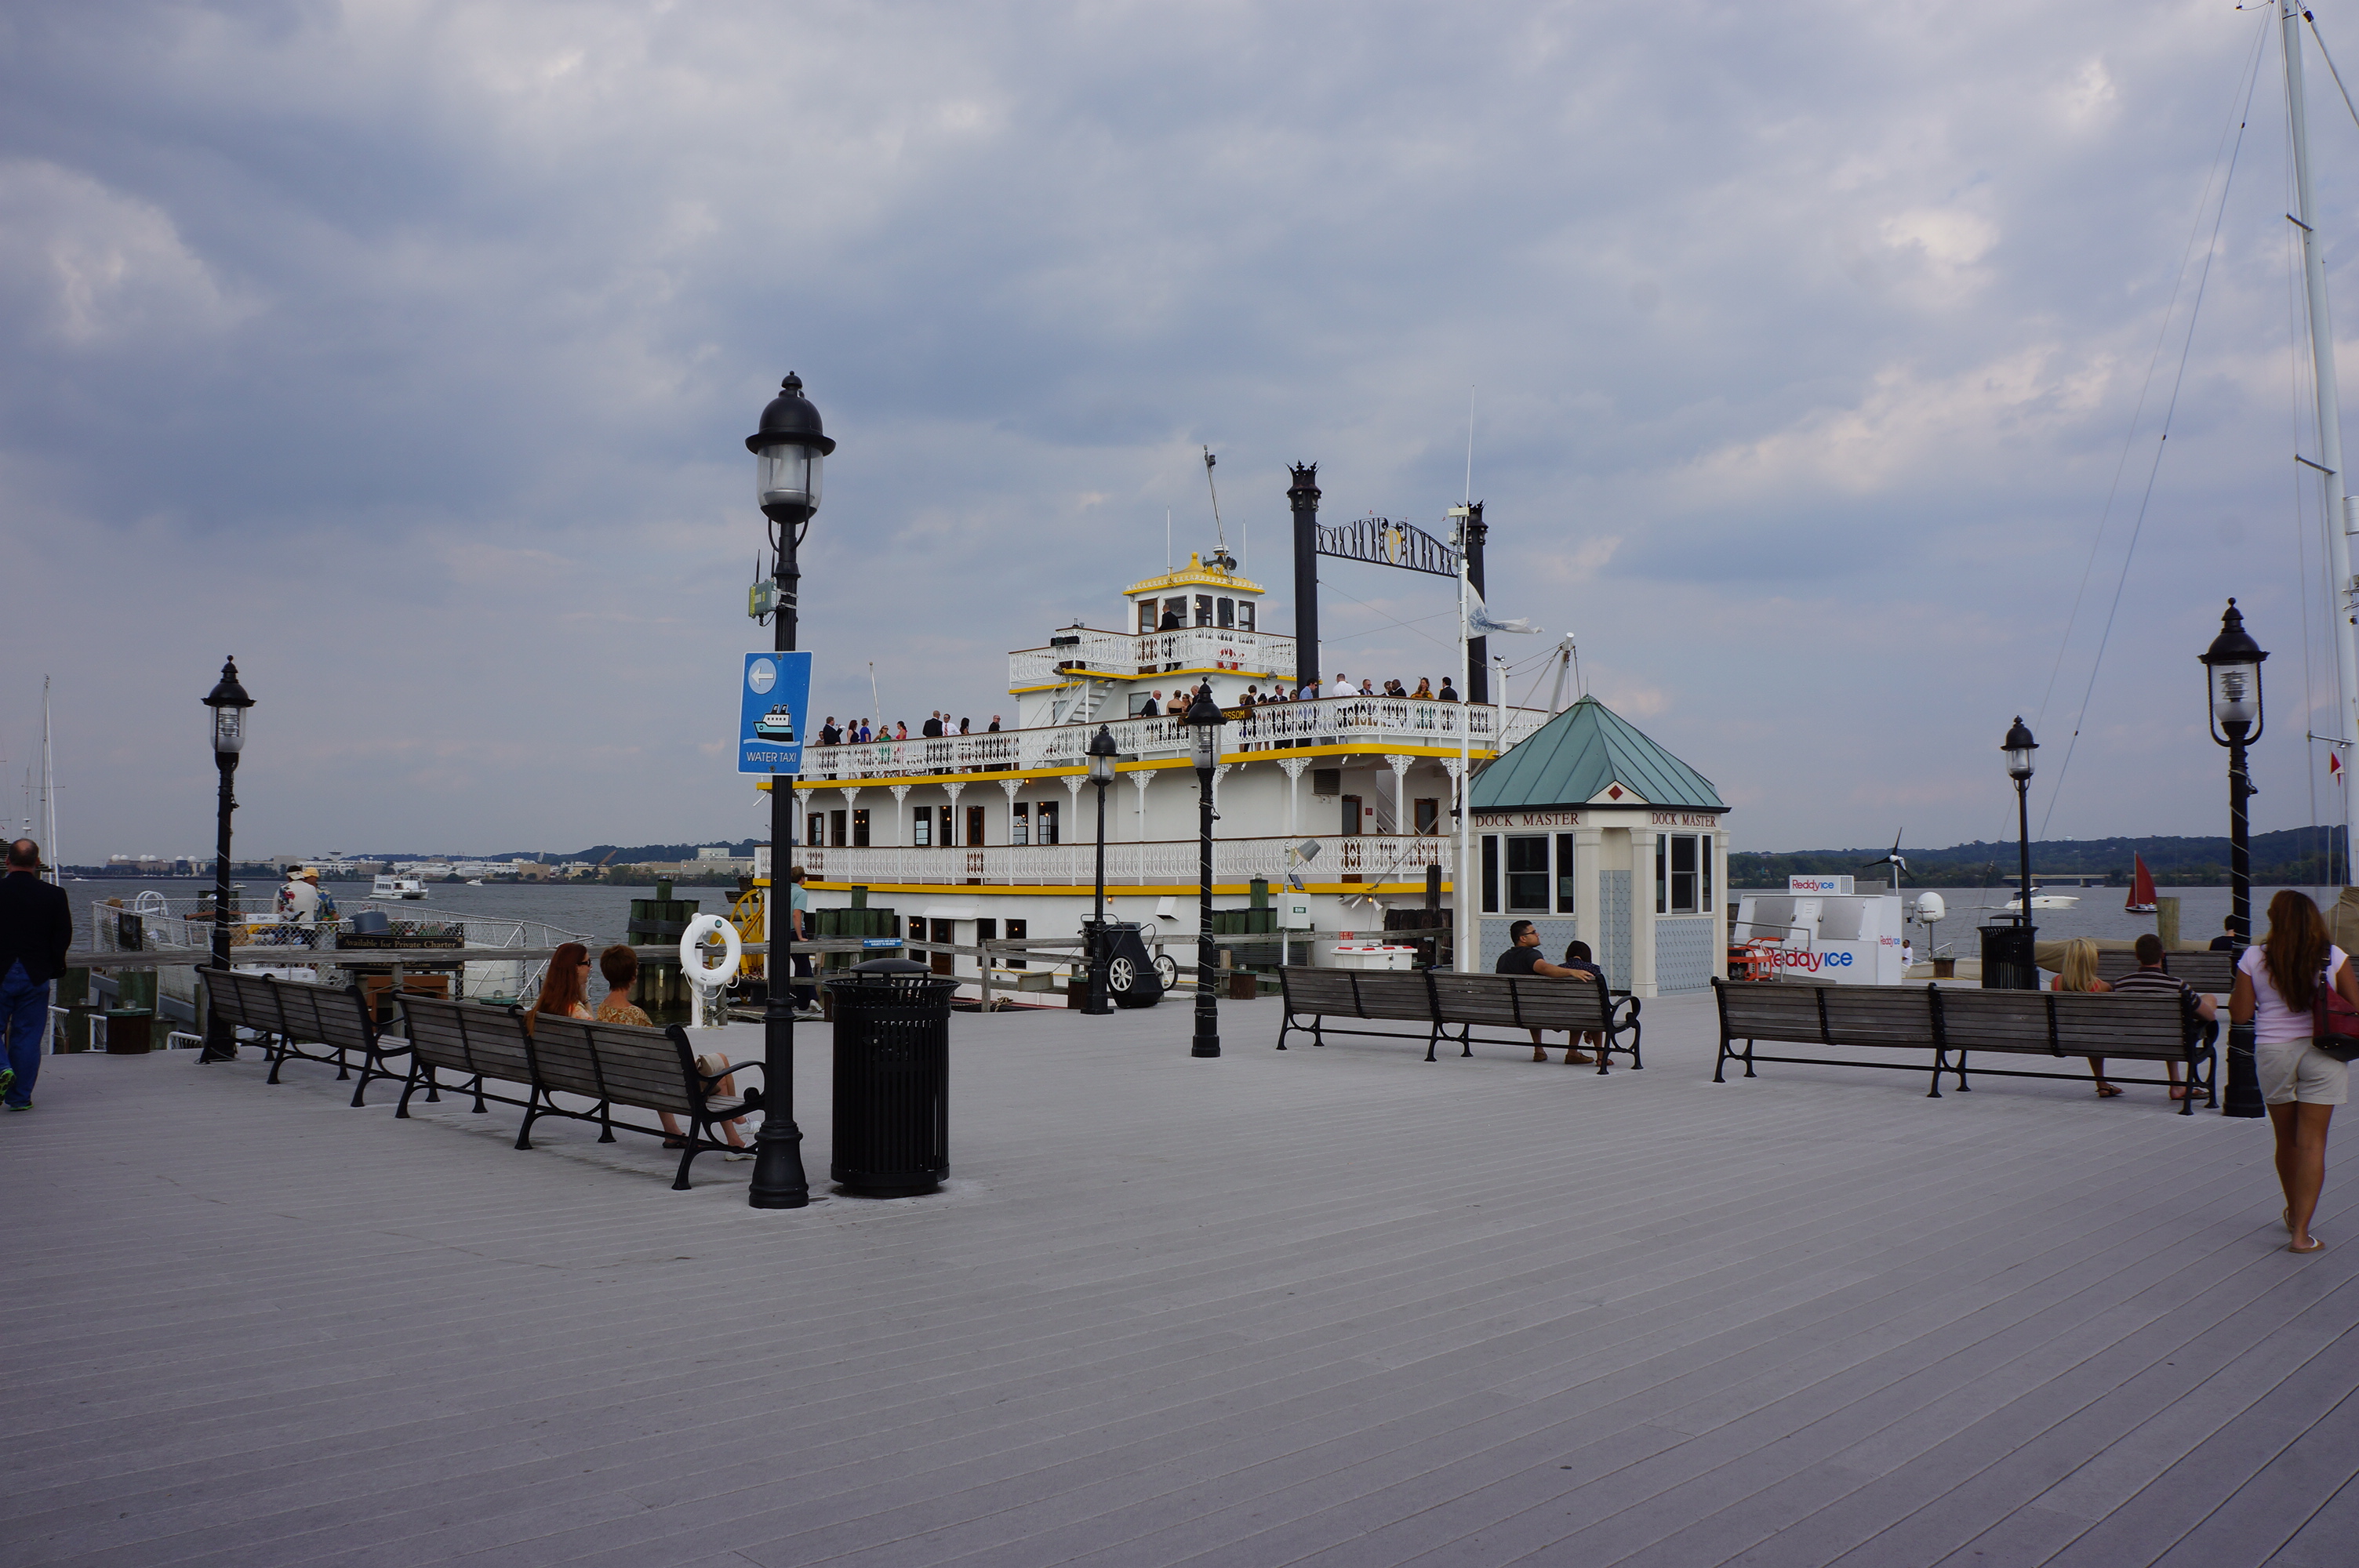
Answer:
40, 675, 56, 884
867, 660, 881, 729
1202, 448, 1228, 561
1547, 636, 1579, 714
2285, 0, 2359, 885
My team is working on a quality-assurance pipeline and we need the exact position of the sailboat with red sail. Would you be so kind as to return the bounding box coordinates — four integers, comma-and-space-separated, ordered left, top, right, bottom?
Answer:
2125, 853, 2157, 915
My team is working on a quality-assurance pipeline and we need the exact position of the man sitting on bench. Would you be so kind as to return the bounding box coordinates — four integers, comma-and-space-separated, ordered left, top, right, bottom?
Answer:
2110, 932, 2220, 1102
1496, 919, 1594, 1065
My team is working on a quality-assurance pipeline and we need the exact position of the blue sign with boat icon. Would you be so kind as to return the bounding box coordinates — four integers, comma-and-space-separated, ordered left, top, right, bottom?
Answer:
739, 652, 812, 776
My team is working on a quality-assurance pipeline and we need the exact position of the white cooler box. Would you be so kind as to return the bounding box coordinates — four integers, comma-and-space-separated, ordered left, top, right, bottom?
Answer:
1329, 943, 1418, 971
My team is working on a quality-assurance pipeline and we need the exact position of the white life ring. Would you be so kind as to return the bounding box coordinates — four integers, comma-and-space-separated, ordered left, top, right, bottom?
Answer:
679, 914, 742, 990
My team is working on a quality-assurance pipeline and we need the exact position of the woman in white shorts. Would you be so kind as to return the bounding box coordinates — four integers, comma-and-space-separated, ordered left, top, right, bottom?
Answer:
2229, 889, 2359, 1254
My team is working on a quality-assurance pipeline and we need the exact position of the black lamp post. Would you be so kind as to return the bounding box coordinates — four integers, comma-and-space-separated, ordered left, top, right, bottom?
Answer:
1081, 725, 1118, 1015
744, 373, 836, 1209
2003, 717, 2037, 927
2202, 597, 2269, 1120
199, 659, 253, 1064
1179, 682, 1228, 1057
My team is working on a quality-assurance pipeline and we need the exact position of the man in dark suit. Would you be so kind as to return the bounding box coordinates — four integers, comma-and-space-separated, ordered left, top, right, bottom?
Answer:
0, 839, 74, 1110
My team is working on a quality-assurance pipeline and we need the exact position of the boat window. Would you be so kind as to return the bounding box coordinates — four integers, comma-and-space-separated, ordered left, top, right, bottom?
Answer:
966, 805, 985, 847
1414, 797, 1439, 835
1669, 834, 1700, 913
1506, 836, 1550, 911
1340, 794, 1362, 836
1481, 834, 1499, 913
1217, 597, 1234, 628
1138, 601, 1157, 633
1238, 601, 1255, 632
912, 813, 931, 847
852, 809, 869, 848
807, 812, 826, 848
1006, 917, 1027, 969
1194, 594, 1212, 626
1037, 800, 1060, 844
1012, 802, 1029, 845
938, 805, 954, 847
831, 809, 847, 848
1556, 833, 1576, 913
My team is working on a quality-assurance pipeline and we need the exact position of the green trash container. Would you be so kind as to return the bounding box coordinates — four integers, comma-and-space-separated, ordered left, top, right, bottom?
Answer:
104, 1009, 154, 1055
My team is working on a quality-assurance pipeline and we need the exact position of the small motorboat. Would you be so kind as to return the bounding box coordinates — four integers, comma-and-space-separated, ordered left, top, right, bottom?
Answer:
754, 704, 797, 743
372, 875, 428, 900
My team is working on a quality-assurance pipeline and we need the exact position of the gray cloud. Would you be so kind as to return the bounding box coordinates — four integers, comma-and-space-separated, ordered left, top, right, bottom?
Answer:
2, 0, 2350, 860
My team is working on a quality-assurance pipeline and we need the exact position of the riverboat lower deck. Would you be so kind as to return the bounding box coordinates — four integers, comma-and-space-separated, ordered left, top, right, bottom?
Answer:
7, 994, 2349, 1565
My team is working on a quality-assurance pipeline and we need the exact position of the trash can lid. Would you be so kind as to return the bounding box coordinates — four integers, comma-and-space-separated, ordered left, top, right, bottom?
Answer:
851, 956, 932, 975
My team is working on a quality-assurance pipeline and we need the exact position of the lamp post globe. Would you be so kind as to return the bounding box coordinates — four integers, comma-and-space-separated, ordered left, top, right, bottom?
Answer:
2203, 598, 2270, 1119
1082, 724, 1118, 1016
1180, 683, 1228, 1057
743, 373, 836, 1210
199, 658, 254, 1064
2001, 716, 2037, 929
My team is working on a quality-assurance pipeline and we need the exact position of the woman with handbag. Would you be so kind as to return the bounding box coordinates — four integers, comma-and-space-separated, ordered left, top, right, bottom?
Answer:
2229, 889, 2359, 1254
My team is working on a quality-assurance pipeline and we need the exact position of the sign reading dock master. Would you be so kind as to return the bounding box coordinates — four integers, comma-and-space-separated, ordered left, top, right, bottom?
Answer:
738, 652, 812, 776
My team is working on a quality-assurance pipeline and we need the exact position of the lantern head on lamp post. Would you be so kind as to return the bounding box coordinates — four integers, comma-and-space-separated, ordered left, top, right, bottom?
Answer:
2204, 598, 2270, 1118
743, 373, 836, 1210
1082, 724, 1119, 1016
1179, 683, 1228, 1057
2001, 716, 2037, 929
198, 659, 254, 1063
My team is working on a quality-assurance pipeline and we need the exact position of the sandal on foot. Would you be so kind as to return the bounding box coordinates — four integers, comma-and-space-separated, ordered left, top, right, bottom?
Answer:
2095, 1083, 2124, 1098
2292, 1236, 2327, 1254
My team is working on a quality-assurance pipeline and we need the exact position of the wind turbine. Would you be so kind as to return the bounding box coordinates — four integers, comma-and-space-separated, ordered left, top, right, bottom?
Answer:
1860, 829, 1908, 890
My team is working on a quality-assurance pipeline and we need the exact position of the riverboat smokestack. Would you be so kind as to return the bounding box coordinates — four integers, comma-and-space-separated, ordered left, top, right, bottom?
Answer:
1289, 463, 1321, 692
1463, 500, 1488, 704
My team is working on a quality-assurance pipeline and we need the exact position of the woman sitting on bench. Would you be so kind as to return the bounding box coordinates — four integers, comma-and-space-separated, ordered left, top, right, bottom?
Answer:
1495, 920, 1594, 1066
2052, 937, 2119, 1097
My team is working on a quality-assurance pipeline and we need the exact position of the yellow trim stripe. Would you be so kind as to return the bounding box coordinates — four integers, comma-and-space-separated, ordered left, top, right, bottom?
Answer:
769, 742, 1497, 793
801, 881, 1451, 898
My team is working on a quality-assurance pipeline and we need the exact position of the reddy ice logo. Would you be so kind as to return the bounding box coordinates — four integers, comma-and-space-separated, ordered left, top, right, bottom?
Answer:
1768, 948, 1854, 972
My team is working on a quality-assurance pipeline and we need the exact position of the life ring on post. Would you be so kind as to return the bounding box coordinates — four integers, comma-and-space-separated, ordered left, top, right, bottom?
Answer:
679, 914, 742, 990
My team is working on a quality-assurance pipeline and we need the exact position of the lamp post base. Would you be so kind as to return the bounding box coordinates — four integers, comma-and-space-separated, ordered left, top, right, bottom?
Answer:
2221, 1020, 2266, 1119
1190, 1036, 1220, 1058
747, 1115, 810, 1207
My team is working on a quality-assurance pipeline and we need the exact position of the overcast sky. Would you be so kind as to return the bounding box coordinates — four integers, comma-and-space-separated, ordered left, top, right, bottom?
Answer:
9, 0, 2359, 861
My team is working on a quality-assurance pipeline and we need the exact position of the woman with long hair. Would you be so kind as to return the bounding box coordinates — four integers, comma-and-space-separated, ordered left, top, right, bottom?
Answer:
529, 941, 594, 1031
2231, 889, 2359, 1253
2052, 936, 2117, 1095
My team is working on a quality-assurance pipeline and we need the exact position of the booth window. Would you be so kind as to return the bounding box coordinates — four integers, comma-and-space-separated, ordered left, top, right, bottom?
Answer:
1657, 833, 1703, 914
1481, 834, 1500, 913
1217, 597, 1234, 628
1555, 833, 1576, 913
1507, 835, 1550, 910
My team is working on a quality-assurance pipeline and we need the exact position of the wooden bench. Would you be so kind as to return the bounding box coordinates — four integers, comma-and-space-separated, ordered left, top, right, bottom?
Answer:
1711, 979, 2212, 1112
2093, 950, 2234, 993
1277, 967, 1642, 1071
202, 967, 411, 1108
395, 995, 765, 1189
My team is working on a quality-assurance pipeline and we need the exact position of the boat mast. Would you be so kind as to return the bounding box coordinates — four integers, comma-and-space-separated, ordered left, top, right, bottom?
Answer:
41, 676, 56, 884
1453, 508, 1474, 976
2285, 0, 2359, 883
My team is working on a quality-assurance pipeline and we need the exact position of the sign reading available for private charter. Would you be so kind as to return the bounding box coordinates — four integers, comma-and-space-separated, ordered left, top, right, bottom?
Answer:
738, 652, 813, 776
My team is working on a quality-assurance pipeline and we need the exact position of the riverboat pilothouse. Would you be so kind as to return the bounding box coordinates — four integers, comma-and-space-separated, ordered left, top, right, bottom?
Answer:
774, 535, 1732, 1000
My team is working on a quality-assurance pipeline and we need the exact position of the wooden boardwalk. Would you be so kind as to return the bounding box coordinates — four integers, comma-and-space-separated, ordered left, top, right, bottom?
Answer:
4, 992, 2354, 1566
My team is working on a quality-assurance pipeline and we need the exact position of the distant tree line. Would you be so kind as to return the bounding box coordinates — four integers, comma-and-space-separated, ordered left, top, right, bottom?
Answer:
1731, 827, 2347, 889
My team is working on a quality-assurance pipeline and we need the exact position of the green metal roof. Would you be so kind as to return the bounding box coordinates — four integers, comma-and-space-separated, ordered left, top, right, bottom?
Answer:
1470, 695, 1726, 812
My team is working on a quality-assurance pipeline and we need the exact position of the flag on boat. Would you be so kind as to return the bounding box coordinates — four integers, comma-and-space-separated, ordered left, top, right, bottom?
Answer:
2334, 751, 2344, 786
1465, 584, 1539, 637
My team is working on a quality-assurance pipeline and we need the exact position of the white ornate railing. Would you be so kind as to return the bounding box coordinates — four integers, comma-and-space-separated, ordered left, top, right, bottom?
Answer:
1010, 625, 1292, 687
798, 833, 1454, 887
801, 697, 1546, 782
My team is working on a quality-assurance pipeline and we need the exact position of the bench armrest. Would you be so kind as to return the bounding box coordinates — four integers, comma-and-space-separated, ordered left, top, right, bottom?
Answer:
696, 1056, 771, 1093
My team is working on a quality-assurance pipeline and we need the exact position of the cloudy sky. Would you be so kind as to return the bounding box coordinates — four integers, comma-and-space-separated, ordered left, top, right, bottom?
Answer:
6, 0, 2359, 861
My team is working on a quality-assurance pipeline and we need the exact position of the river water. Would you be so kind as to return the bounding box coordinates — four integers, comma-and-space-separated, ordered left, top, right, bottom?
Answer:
1852, 885, 2344, 954
68, 880, 711, 946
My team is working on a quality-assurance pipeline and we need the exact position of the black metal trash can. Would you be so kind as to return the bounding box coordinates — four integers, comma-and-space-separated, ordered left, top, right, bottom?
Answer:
1979, 923, 2039, 990
826, 957, 954, 1197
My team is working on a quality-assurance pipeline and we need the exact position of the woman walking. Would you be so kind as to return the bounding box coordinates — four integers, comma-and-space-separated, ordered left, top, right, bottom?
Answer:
2052, 937, 2117, 1096
2230, 889, 2359, 1254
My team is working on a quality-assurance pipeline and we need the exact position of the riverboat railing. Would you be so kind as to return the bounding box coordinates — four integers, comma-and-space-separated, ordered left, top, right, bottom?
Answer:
798, 833, 1453, 887
801, 696, 1546, 783
1009, 625, 1291, 687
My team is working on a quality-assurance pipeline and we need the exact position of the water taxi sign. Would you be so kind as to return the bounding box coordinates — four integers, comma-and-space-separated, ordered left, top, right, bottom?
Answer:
739, 652, 812, 776
1788, 874, 1853, 894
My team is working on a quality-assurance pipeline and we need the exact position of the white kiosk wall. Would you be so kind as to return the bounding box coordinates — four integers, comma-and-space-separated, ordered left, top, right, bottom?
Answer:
1733, 876, 1905, 985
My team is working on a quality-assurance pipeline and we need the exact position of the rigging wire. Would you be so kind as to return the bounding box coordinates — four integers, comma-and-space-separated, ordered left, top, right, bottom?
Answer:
2308, 9, 2359, 134
2032, 9, 2277, 738
2036, 17, 2271, 839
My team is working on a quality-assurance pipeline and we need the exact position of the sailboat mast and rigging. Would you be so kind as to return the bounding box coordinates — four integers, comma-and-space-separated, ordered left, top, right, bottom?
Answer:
2284, 0, 2359, 884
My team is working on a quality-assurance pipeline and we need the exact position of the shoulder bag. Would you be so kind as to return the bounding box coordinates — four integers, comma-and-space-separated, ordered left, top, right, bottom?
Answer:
2313, 956, 2359, 1062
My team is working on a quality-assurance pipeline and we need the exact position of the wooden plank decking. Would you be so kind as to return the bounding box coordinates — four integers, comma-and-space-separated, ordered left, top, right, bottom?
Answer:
2, 992, 2352, 1566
